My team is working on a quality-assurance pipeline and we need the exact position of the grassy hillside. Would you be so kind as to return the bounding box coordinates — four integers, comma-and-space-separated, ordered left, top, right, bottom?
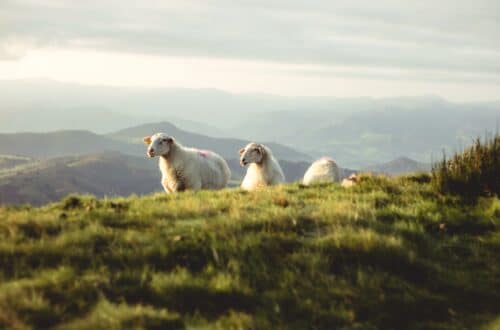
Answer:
0, 176, 498, 329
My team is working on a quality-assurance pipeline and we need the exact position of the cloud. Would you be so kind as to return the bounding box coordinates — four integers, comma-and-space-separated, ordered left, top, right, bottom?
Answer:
0, 35, 35, 60
1, 0, 499, 78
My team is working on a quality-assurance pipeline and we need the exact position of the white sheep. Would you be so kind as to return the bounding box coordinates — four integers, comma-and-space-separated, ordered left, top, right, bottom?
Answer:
143, 133, 230, 192
302, 157, 340, 186
239, 142, 285, 191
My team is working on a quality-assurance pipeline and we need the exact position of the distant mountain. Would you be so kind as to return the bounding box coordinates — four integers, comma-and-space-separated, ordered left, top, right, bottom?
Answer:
226, 97, 499, 168
0, 152, 161, 206
0, 152, 317, 206
108, 122, 311, 161
363, 157, 431, 175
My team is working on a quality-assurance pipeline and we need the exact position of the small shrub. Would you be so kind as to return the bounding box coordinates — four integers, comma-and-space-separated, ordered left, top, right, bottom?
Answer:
61, 195, 100, 211
432, 133, 499, 202
273, 196, 290, 208
62, 195, 83, 210
404, 173, 432, 184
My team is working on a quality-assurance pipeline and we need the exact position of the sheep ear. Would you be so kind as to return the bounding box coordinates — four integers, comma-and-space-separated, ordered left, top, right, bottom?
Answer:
166, 137, 174, 144
143, 136, 152, 145
256, 145, 265, 155
239, 148, 245, 155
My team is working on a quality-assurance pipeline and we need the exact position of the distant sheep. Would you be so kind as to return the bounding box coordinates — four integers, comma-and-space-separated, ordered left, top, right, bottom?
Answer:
144, 133, 230, 192
239, 142, 285, 191
303, 157, 340, 186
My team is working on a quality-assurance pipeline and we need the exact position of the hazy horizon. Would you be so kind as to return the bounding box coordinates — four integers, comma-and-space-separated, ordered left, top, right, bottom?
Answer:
2, 77, 499, 103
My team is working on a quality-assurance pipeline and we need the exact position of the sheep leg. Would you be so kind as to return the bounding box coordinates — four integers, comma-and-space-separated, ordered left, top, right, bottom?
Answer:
161, 178, 173, 193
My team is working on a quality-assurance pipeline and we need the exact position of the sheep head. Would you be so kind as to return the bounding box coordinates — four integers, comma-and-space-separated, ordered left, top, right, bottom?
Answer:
240, 142, 265, 166
144, 133, 174, 158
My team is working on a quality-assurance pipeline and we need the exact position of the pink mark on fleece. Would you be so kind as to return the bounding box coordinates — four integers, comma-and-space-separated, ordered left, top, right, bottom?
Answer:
198, 150, 211, 158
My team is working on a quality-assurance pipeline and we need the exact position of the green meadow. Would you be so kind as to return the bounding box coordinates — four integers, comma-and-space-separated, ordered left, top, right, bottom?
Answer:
0, 175, 498, 329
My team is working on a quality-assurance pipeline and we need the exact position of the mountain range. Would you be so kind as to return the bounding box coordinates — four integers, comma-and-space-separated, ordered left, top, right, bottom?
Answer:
1, 80, 497, 168
0, 122, 310, 161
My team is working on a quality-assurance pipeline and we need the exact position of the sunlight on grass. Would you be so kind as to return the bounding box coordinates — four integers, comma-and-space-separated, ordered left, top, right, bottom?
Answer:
0, 176, 498, 329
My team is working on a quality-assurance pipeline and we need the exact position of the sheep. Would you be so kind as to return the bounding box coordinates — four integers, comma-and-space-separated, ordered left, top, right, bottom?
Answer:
302, 157, 341, 186
341, 174, 358, 188
143, 133, 230, 192
239, 142, 285, 191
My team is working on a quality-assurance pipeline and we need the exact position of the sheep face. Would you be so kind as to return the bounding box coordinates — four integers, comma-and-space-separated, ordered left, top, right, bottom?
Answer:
143, 133, 173, 158
239, 143, 264, 166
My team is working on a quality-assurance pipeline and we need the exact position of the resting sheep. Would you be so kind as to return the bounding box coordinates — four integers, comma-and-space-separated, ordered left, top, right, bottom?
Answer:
239, 142, 285, 191
143, 133, 231, 192
341, 174, 358, 188
303, 157, 340, 186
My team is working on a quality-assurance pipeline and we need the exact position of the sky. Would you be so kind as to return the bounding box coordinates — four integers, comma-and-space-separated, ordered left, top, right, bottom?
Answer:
1, 0, 499, 101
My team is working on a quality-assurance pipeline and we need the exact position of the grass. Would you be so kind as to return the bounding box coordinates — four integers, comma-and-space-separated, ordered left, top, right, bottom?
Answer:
0, 175, 498, 329
432, 133, 499, 202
